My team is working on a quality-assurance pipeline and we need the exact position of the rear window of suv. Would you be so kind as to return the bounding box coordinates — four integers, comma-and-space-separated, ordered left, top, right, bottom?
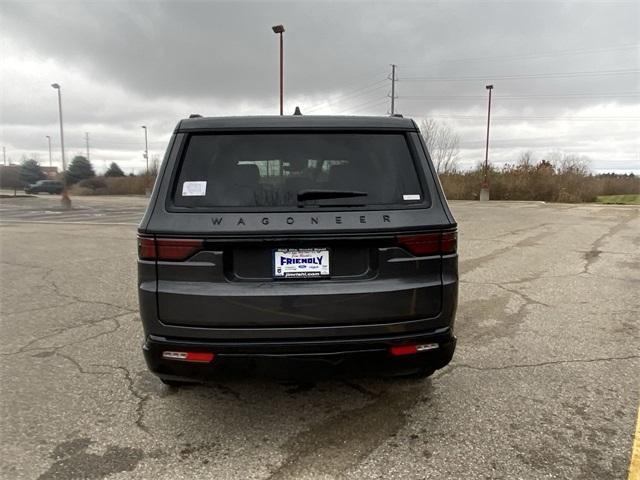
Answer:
171, 132, 427, 210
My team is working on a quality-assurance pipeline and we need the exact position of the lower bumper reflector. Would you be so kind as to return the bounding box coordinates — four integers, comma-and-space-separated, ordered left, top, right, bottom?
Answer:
162, 351, 215, 363
389, 343, 439, 356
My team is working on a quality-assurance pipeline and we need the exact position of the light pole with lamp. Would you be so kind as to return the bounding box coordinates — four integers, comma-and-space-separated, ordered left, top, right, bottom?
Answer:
271, 24, 285, 115
51, 83, 71, 208
480, 84, 493, 201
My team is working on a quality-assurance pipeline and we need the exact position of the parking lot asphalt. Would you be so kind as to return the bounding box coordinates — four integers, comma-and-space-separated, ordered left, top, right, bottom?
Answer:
1, 196, 638, 480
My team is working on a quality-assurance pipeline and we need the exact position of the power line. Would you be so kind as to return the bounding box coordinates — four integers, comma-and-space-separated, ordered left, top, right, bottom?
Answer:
401, 68, 640, 82
305, 82, 389, 113
400, 92, 640, 101
401, 43, 640, 69
409, 114, 640, 122
305, 77, 388, 112
458, 132, 635, 148
349, 98, 389, 115
335, 96, 389, 115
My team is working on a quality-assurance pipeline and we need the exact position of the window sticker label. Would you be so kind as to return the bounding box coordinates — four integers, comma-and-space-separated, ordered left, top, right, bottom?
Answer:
182, 181, 207, 196
403, 194, 421, 201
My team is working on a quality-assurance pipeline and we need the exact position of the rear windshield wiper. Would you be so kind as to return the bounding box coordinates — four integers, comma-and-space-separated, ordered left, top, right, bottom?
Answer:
297, 189, 368, 202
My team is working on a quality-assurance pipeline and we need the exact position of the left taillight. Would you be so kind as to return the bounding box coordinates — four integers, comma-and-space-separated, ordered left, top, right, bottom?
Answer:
395, 230, 457, 256
138, 236, 203, 261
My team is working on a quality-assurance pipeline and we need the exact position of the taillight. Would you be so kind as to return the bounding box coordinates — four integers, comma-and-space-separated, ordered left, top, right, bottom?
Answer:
389, 343, 439, 356
138, 236, 156, 260
137, 236, 203, 261
162, 351, 215, 363
396, 231, 457, 256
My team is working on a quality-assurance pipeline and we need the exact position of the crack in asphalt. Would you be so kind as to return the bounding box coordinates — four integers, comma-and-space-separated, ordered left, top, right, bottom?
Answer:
2, 301, 77, 316
460, 229, 551, 275
0, 311, 132, 356
266, 384, 424, 480
48, 277, 137, 314
91, 364, 151, 434
453, 354, 640, 372
581, 209, 638, 275
53, 352, 113, 376
487, 282, 550, 308
0, 260, 54, 271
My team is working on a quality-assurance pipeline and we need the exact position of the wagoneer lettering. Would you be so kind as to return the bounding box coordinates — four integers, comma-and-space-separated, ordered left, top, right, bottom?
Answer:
138, 115, 458, 385
208, 213, 395, 229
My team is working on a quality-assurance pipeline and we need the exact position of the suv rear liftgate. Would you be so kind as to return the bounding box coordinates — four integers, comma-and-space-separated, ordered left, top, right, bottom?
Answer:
138, 116, 458, 380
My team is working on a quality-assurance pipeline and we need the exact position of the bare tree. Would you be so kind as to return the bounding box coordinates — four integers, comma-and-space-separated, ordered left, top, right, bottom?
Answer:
546, 151, 591, 175
518, 150, 535, 169
418, 119, 460, 173
149, 154, 160, 177
558, 154, 590, 175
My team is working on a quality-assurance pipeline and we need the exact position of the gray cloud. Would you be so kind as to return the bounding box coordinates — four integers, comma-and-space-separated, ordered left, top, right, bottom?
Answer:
0, 0, 638, 173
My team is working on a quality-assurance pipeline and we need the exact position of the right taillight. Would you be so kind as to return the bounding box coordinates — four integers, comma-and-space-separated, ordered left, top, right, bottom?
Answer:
396, 230, 457, 256
138, 236, 203, 261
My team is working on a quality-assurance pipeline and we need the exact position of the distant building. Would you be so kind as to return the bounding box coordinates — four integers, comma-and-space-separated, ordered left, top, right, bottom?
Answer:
41, 166, 59, 179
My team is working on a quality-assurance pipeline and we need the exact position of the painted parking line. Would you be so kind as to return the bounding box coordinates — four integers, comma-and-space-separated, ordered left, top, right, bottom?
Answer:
630, 405, 640, 480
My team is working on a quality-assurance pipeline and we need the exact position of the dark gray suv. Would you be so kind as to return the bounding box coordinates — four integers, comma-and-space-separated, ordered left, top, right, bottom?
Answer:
138, 115, 458, 384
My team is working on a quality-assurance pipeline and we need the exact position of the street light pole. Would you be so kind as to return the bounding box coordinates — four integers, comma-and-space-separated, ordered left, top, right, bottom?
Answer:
272, 24, 285, 115
51, 84, 66, 171
141, 125, 149, 173
480, 84, 494, 201
51, 83, 70, 208
46, 135, 52, 167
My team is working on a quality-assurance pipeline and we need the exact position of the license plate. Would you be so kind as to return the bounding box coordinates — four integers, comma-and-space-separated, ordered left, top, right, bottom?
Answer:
273, 248, 330, 278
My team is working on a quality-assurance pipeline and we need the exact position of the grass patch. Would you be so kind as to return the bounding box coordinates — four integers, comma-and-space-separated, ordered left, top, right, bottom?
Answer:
596, 194, 640, 205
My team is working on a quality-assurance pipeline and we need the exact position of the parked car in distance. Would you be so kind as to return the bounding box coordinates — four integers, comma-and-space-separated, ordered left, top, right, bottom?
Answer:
24, 180, 63, 195
138, 115, 458, 385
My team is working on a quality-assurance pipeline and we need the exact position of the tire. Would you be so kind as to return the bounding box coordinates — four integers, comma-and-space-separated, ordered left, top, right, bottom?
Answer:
389, 365, 436, 379
413, 366, 436, 379
160, 378, 199, 387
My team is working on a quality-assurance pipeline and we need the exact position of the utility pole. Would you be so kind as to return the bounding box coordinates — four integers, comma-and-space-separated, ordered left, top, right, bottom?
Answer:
85, 132, 90, 163
480, 84, 494, 202
2, 146, 6, 166
46, 136, 52, 167
389, 64, 397, 115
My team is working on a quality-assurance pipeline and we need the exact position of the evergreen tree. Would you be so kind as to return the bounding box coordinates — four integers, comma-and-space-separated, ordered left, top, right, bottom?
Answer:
66, 156, 95, 184
104, 162, 125, 177
19, 159, 46, 185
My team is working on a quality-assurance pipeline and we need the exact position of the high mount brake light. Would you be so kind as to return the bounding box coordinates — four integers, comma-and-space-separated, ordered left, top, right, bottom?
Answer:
138, 236, 203, 261
396, 231, 457, 256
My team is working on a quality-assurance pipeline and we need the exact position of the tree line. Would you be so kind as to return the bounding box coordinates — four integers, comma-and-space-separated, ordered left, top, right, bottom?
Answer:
0, 156, 128, 192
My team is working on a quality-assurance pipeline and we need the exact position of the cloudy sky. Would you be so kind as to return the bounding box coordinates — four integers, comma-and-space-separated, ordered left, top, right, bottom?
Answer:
1, 0, 638, 174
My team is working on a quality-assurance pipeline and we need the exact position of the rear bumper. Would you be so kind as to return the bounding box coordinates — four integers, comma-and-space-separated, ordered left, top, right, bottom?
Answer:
142, 328, 456, 381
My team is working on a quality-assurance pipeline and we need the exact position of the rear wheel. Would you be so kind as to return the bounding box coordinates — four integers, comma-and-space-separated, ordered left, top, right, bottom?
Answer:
160, 378, 200, 387
389, 364, 436, 379
413, 366, 436, 378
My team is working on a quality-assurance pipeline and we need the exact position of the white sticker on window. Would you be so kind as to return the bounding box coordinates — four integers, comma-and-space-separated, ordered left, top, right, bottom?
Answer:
182, 181, 207, 196
403, 194, 421, 201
